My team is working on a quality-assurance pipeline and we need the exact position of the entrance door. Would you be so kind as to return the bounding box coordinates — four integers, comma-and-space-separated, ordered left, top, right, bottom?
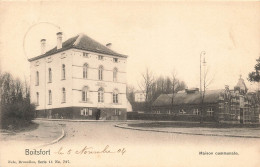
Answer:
96, 109, 101, 120
240, 108, 243, 124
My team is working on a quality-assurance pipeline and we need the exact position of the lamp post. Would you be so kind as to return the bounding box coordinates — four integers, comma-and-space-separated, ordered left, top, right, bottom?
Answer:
200, 51, 207, 123
200, 51, 206, 94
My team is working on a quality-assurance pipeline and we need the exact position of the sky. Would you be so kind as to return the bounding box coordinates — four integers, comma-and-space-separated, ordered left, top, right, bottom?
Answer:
0, 1, 260, 91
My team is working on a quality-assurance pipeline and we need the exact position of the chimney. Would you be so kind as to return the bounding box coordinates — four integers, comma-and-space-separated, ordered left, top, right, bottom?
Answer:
106, 43, 112, 49
41, 39, 46, 54
56, 32, 63, 50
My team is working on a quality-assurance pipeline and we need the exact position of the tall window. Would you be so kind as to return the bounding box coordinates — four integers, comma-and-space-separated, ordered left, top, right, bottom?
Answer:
62, 87, 66, 103
62, 64, 66, 79
113, 89, 119, 103
113, 68, 118, 82
98, 66, 103, 80
115, 109, 121, 115
83, 63, 88, 79
36, 92, 39, 105
48, 90, 52, 105
98, 87, 104, 103
36, 71, 39, 86
82, 86, 88, 102
48, 68, 52, 83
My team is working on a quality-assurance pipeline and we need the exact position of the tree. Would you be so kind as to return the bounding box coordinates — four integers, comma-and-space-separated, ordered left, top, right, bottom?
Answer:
248, 56, 260, 89
0, 72, 35, 129
200, 64, 214, 123
139, 68, 154, 103
170, 70, 179, 113
248, 56, 260, 103
126, 84, 135, 103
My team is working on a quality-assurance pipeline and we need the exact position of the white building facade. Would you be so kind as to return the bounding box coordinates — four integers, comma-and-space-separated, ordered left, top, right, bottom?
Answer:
134, 91, 146, 102
29, 33, 128, 120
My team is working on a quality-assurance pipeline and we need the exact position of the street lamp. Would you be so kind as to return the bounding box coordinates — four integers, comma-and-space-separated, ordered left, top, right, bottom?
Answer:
200, 51, 206, 94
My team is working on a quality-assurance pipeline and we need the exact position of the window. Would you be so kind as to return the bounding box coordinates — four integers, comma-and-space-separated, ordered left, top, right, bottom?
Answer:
36, 92, 39, 105
207, 108, 214, 117
62, 87, 66, 103
113, 89, 119, 104
155, 110, 160, 114
115, 109, 121, 116
113, 58, 118, 63
98, 66, 103, 80
98, 55, 103, 60
113, 68, 118, 82
83, 52, 89, 58
167, 110, 171, 114
82, 86, 88, 102
98, 87, 104, 103
83, 63, 88, 79
48, 90, 52, 105
81, 108, 92, 116
48, 68, 52, 83
36, 71, 39, 86
62, 64, 66, 79
193, 109, 200, 115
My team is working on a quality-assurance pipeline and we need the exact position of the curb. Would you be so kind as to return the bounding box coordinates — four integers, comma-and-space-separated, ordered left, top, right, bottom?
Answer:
39, 127, 65, 147
115, 123, 260, 139
34, 118, 128, 123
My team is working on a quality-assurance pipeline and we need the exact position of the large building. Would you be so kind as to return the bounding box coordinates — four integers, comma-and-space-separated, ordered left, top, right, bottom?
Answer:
29, 32, 128, 120
152, 77, 260, 123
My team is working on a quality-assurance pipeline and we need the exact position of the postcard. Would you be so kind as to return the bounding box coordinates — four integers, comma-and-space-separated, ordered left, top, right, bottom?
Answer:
0, 1, 260, 167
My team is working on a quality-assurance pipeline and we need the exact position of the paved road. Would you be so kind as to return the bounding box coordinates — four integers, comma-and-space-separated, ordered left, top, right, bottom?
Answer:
1, 120, 260, 167
48, 120, 260, 167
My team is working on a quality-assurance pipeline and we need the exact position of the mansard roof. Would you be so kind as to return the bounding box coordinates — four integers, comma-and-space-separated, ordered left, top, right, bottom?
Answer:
152, 89, 224, 107
28, 33, 127, 62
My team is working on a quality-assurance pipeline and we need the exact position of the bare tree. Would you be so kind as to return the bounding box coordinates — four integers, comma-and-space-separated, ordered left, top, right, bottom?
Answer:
138, 68, 154, 111
200, 66, 214, 123
170, 70, 179, 113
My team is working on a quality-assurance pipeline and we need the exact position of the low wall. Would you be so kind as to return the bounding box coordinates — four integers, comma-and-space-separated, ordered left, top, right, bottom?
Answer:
127, 112, 216, 122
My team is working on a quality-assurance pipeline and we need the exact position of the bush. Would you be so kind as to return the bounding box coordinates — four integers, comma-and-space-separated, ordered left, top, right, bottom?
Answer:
0, 72, 36, 130
0, 101, 36, 129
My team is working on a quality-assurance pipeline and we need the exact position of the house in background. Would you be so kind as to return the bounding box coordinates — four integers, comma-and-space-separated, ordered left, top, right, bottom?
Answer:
134, 90, 146, 102
152, 77, 259, 123
29, 32, 128, 120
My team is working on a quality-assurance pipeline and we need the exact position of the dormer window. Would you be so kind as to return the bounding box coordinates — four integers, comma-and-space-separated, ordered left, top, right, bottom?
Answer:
83, 52, 89, 58
113, 58, 118, 63
98, 55, 103, 60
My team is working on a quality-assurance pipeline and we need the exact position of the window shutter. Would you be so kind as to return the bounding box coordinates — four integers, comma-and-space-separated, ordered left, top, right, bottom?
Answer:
119, 110, 122, 115
89, 109, 92, 116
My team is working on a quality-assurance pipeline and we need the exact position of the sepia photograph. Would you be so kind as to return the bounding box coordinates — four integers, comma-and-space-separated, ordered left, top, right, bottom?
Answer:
0, 1, 260, 167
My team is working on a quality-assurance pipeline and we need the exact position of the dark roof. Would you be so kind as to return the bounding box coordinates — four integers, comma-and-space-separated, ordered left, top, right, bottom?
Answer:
29, 33, 127, 62
153, 89, 224, 107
